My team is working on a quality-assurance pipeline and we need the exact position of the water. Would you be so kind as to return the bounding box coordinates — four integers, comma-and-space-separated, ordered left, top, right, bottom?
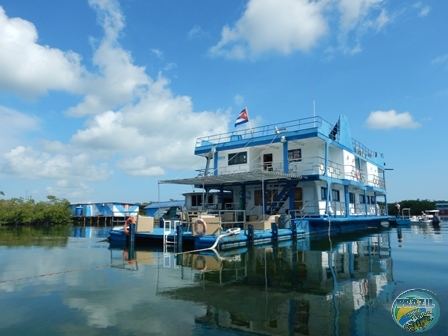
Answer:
0, 223, 447, 336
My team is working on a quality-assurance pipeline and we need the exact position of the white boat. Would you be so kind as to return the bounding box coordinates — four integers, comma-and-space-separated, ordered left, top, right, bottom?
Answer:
411, 210, 441, 224
159, 115, 391, 236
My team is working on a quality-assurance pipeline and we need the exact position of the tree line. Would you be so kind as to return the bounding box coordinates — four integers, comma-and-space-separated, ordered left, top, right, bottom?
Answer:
0, 196, 72, 225
386, 199, 446, 216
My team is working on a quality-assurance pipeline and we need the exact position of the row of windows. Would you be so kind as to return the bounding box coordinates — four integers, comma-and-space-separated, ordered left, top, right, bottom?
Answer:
228, 149, 302, 166
321, 187, 376, 204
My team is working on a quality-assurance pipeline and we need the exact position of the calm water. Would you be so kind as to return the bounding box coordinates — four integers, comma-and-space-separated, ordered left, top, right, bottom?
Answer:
0, 223, 447, 336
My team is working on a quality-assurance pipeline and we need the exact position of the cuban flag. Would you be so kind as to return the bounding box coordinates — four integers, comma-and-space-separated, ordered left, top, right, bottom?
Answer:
234, 108, 249, 127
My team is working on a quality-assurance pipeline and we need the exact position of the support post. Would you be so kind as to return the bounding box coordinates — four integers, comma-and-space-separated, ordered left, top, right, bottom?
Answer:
176, 224, 183, 252
247, 224, 254, 245
271, 222, 278, 242
129, 223, 136, 247
291, 219, 297, 237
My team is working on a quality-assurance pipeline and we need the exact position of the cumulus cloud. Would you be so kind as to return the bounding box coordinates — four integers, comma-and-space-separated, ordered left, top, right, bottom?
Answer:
210, 0, 391, 59
209, 0, 328, 59
365, 110, 421, 129
0, 0, 231, 201
1, 146, 112, 180
0, 7, 86, 98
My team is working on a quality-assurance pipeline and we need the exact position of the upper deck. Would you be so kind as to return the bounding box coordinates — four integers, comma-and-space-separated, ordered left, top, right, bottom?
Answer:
195, 115, 383, 162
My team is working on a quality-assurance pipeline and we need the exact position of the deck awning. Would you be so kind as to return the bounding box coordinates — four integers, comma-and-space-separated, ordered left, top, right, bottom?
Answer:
158, 170, 303, 187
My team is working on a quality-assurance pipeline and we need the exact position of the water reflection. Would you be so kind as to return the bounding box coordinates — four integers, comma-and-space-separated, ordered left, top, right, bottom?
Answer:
149, 230, 396, 335
1, 225, 446, 335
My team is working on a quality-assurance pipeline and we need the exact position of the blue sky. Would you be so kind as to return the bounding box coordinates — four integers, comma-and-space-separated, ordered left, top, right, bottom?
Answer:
0, 0, 446, 204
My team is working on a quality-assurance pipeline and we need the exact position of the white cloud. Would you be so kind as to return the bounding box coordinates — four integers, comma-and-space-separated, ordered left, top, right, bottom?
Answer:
234, 94, 244, 105
209, 0, 392, 59
188, 25, 207, 39
46, 180, 94, 200
337, 0, 390, 54
151, 48, 163, 59
1, 146, 112, 180
413, 2, 431, 18
0, 106, 40, 152
431, 54, 448, 65
0, 0, 232, 198
365, 110, 421, 129
0, 7, 86, 98
209, 0, 328, 59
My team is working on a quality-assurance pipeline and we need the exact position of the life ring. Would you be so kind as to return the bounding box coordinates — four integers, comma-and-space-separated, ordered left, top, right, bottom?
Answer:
194, 255, 207, 271
124, 217, 135, 235
194, 218, 207, 236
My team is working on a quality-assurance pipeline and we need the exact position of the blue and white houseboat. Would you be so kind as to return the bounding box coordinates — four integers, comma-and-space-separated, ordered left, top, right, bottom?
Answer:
110, 115, 391, 250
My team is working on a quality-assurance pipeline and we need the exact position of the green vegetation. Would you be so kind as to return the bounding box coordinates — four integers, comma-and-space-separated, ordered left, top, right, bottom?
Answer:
387, 199, 446, 216
0, 196, 72, 225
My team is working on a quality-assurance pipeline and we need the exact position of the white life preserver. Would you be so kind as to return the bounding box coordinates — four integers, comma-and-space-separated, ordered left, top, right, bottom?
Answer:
194, 218, 207, 236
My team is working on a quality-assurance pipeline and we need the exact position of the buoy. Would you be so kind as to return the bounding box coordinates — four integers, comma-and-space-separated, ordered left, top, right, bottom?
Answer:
194, 218, 207, 236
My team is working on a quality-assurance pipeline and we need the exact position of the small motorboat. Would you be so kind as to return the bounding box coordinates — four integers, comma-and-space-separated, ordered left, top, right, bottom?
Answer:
410, 210, 441, 225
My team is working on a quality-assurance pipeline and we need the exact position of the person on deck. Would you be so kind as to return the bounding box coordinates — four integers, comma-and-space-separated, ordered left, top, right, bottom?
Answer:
395, 202, 401, 217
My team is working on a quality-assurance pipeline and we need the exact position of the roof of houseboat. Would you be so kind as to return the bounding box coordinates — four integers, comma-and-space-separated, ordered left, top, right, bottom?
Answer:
159, 170, 303, 186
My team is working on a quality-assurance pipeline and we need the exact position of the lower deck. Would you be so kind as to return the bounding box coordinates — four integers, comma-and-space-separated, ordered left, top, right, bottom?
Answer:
109, 215, 391, 251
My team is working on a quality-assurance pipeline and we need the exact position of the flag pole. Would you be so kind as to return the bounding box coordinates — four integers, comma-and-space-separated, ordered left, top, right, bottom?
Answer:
246, 107, 254, 137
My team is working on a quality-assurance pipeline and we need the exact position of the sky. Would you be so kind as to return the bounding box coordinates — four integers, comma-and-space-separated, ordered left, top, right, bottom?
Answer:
0, 0, 446, 204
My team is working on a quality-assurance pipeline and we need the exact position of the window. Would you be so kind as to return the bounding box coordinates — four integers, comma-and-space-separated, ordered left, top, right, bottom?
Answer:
288, 149, 302, 162
331, 189, 340, 201
370, 196, 375, 204
349, 192, 355, 204
192, 194, 202, 207
359, 194, 365, 204
321, 187, 327, 200
228, 152, 247, 165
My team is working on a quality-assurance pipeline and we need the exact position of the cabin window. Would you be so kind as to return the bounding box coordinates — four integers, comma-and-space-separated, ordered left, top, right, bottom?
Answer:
370, 196, 375, 204
360, 195, 365, 204
349, 192, 355, 204
331, 189, 340, 201
288, 149, 302, 162
263, 153, 273, 171
321, 187, 327, 200
191, 194, 203, 207
228, 152, 247, 165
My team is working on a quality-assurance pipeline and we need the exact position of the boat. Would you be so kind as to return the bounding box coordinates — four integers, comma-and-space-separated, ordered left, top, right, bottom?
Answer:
388, 208, 411, 225
109, 115, 391, 249
410, 210, 441, 225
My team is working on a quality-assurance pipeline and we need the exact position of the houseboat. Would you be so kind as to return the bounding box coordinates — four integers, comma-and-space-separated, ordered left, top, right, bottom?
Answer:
110, 115, 391, 250
162, 115, 390, 230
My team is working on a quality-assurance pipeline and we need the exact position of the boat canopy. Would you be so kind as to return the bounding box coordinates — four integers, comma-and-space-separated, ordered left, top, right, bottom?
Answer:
159, 170, 302, 187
